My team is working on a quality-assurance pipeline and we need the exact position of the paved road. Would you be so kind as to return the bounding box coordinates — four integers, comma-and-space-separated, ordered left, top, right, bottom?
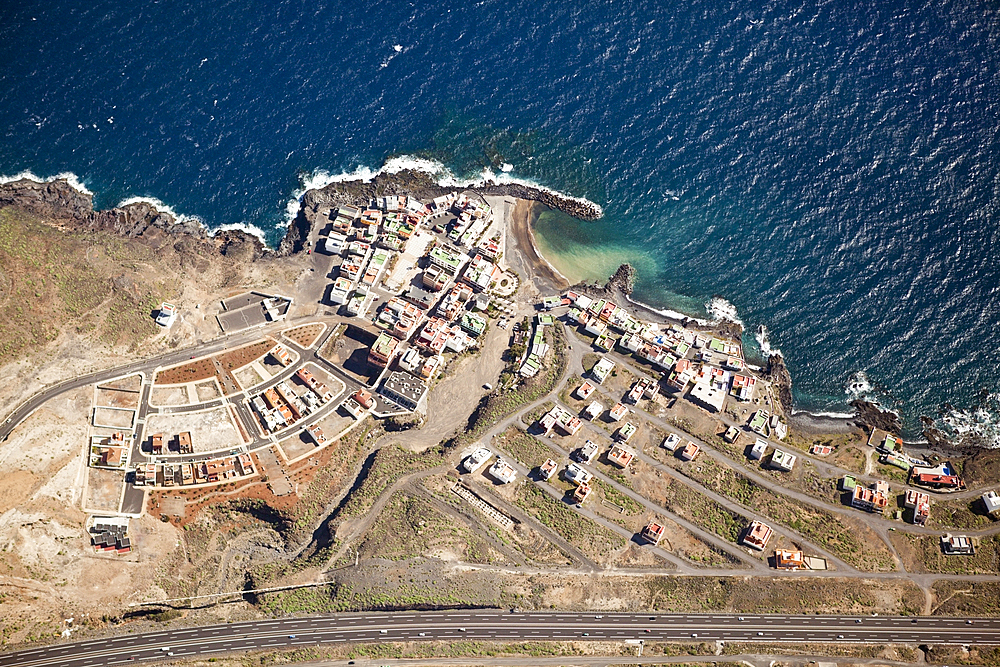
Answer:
2, 612, 995, 667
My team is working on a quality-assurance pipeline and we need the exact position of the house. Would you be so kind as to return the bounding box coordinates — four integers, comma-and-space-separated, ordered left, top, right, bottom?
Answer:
852, 484, 889, 514
271, 345, 292, 366
607, 443, 635, 468
840, 475, 858, 492
810, 443, 833, 456
461, 447, 492, 473
330, 277, 354, 305
573, 481, 592, 504
983, 490, 1000, 515
723, 426, 741, 444
236, 454, 255, 476
151, 432, 164, 455
575, 381, 596, 400
564, 463, 593, 485
352, 389, 376, 410
774, 549, 806, 570
749, 439, 768, 460
573, 440, 600, 464
749, 409, 770, 435
459, 312, 487, 337
178, 431, 193, 454
730, 374, 756, 401
422, 265, 448, 291
538, 459, 558, 481
911, 472, 963, 490
591, 358, 615, 384
740, 520, 773, 550
155, 302, 177, 328
688, 380, 727, 413
942, 534, 975, 555
614, 422, 637, 443
583, 401, 604, 420
769, 449, 796, 472
640, 521, 665, 545
305, 423, 327, 445
608, 402, 629, 422
679, 442, 700, 461
340, 398, 365, 419
662, 433, 681, 451
488, 457, 517, 484
368, 332, 399, 368
428, 245, 467, 275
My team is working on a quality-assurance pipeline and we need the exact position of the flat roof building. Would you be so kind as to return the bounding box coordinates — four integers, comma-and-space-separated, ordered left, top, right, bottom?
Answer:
379, 371, 427, 412
740, 520, 773, 551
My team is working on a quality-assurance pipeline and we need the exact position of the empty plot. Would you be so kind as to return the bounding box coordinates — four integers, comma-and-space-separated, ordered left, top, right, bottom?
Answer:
151, 385, 191, 407
93, 407, 136, 429
86, 468, 125, 513
194, 380, 221, 402
234, 365, 265, 390
144, 407, 241, 454
94, 387, 140, 410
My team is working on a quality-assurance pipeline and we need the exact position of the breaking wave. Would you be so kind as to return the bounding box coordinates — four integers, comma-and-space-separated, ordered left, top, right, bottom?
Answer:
755, 324, 782, 358
282, 154, 605, 229
705, 296, 744, 327
0, 170, 94, 195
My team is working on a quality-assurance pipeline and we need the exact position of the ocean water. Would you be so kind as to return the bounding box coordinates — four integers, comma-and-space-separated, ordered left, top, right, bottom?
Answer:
1, 0, 998, 442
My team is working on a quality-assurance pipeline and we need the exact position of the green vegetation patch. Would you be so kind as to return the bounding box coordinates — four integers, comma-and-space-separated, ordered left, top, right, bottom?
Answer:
513, 482, 625, 562
497, 427, 554, 468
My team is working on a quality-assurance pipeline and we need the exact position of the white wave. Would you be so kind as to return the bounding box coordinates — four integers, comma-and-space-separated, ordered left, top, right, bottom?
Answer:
755, 324, 782, 357
844, 370, 872, 398
790, 408, 856, 419
706, 296, 744, 327
209, 221, 269, 246
116, 195, 203, 227
287, 155, 605, 219
939, 397, 1000, 449
623, 294, 711, 326
392, 44, 403, 52
501, 162, 514, 172
0, 169, 94, 195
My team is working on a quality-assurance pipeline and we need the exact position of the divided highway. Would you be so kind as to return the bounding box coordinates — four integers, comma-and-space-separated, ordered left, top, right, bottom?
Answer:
2, 612, 996, 667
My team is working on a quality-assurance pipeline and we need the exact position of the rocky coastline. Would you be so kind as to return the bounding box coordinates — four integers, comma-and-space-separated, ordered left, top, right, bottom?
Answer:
0, 178, 268, 261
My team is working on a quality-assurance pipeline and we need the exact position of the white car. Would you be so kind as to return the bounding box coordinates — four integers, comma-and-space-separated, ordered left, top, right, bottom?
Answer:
461, 448, 491, 473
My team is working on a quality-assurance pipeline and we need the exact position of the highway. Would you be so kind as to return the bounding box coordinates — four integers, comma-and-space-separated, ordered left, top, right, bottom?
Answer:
1, 612, 996, 667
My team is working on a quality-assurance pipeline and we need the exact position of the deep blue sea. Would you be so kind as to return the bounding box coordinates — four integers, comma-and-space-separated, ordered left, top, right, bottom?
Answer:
2, 0, 999, 443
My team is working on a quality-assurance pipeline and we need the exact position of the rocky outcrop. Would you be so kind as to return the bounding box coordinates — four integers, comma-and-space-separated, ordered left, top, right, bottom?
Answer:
850, 399, 903, 435
604, 263, 636, 294
764, 354, 794, 414
0, 178, 266, 260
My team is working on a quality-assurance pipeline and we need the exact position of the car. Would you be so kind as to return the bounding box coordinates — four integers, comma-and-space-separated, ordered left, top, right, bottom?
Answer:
856, 619, 862, 623
379, 629, 387, 634
691, 633, 698, 637
757, 632, 764, 636
837, 634, 844, 639
459, 627, 466, 632
483, 383, 492, 390
161, 648, 170, 652
418, 632, 425, 636
582, 632, 589, 636
595, 615, 603, 619
288, 635, 296, 639
738, 616, 745, 621
968, 620, 974, 624
644, 629, 650, 633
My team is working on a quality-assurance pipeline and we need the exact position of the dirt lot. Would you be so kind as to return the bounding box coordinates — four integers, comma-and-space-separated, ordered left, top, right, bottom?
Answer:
144, 407, 242, 454
92, 406, 135, 429
85, 467, 124, 512
194, 380, 221, 402
150, 385, 191, 406
234, 364, 266, 390
94, 386, 140, 410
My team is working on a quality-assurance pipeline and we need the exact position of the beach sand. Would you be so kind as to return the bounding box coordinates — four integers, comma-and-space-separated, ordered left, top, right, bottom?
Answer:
508, 199, 570, 291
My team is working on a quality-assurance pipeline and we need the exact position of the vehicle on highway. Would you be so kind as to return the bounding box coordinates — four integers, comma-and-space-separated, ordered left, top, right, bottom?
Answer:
380, 629, 387, 634
757, 632, 764, 636
837, 634, 844, 639
288, 635, 296, 639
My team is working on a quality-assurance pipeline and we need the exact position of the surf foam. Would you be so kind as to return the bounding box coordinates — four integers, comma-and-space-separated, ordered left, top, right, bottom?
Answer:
284, 154, 605, 228
116, 195, 203, 227
210, 221, 269, 246
0, 170, 94, 195
706, 296, 744, 327
755, 324, 783, 358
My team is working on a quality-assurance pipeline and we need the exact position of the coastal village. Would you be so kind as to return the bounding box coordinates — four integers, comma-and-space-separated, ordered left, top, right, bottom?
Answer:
2, 174, 1000, 657
69, 185, 1000, 576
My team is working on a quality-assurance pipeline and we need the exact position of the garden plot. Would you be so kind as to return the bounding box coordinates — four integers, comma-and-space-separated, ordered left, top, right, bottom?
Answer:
144, 406, 242, 454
